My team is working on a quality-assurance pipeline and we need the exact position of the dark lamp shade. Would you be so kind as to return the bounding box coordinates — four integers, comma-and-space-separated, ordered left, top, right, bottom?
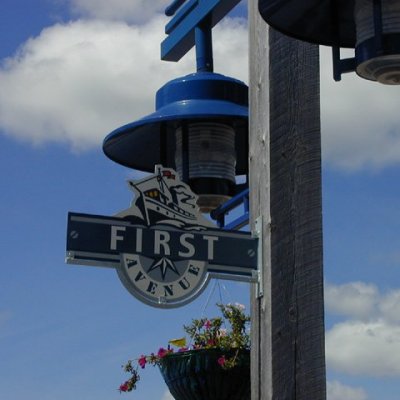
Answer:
259, 0, 400, 84
258, 0, 357, 48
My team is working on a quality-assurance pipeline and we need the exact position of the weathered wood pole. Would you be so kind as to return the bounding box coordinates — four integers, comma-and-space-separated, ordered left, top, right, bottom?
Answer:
248, 2, 326, 400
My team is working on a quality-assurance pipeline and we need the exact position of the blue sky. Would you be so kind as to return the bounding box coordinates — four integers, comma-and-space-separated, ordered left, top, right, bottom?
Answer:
0, 1, 399, 400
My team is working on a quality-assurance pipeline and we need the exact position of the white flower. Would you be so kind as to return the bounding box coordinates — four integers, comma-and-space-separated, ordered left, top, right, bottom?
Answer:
218, 328, 227, 337
234, 303, 245, 311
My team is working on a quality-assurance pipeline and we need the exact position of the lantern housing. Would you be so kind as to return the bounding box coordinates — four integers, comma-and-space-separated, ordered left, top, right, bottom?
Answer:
103, 71, 249, 212
258, 0, 400, 84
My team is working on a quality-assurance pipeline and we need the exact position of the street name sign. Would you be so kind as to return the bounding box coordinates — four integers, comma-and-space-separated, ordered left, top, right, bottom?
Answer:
66, 166, 258, 308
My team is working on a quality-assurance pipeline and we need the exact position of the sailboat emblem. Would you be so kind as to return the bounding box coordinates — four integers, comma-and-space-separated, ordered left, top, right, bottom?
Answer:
117, 165, 214, 229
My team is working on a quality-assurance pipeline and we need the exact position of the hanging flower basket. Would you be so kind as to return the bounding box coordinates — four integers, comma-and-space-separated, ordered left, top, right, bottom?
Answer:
159, 348, 250, 400
119, 303, 251, 398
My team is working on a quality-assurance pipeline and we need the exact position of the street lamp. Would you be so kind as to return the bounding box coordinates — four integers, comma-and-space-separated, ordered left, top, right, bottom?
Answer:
103, 72, 248, 213
258, 0, 400, 84
103, 5, 249, 213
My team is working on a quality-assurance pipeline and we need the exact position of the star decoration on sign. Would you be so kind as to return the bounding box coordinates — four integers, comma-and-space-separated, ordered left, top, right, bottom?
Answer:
147, 257, 180, 281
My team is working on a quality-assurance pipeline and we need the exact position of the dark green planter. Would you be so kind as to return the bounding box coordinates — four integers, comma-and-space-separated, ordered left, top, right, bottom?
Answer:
158, 348, 250, 400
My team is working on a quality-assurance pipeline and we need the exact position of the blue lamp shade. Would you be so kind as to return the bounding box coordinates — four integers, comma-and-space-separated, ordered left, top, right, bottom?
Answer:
259, 0, 400, 84
103, 72, 249, 211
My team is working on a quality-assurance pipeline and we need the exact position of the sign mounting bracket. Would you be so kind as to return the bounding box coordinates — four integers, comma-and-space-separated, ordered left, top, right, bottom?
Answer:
253, 216, 263, 298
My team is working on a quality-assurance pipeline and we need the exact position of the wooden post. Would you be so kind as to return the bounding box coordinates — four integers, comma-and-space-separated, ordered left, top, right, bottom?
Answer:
249, 2, 327, 400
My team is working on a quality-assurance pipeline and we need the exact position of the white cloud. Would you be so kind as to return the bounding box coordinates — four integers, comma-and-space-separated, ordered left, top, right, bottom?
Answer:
0, 17, 247, 151
325, 282, 379, 320
326, 319, 400, 377
379, 290, 400, 324
69, 0, 248, 24
212, 18, 248, 81
325, 282, 400, 377
1, 19, 163, 149
69, 0, 168, 23
327, 380, 368, 400
325, 282, 400, 324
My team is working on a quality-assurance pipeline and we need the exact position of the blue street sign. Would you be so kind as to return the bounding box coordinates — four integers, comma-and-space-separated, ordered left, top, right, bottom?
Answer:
66, 166, 258, 308
66, 212, 257, 276
66, 212, 258, 308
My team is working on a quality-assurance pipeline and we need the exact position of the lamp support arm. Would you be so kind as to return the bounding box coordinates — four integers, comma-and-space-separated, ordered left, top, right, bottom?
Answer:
195, 12, 214, 72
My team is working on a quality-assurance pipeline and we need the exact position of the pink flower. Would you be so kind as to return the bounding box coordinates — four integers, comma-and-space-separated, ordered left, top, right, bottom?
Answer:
204, 320, 212, 329
119, 381, 130, 392
157, 347, 169, 358
178, 347, 189, 352
138, 355, 147, 369
217, 356, 226, 366
207, 339, 215, 346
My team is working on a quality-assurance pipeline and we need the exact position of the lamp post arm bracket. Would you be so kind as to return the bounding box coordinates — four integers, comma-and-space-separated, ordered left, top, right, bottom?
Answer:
211, 188, 250, 229
161, 0, 242, 62
332, 46, 356, 81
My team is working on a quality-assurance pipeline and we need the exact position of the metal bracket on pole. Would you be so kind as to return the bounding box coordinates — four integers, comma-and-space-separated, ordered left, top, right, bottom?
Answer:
253, 216, 263, 298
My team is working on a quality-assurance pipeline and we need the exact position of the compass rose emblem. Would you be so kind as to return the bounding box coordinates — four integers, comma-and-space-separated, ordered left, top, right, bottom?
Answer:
118, 254, 208, 308
147, 257, 180, 281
